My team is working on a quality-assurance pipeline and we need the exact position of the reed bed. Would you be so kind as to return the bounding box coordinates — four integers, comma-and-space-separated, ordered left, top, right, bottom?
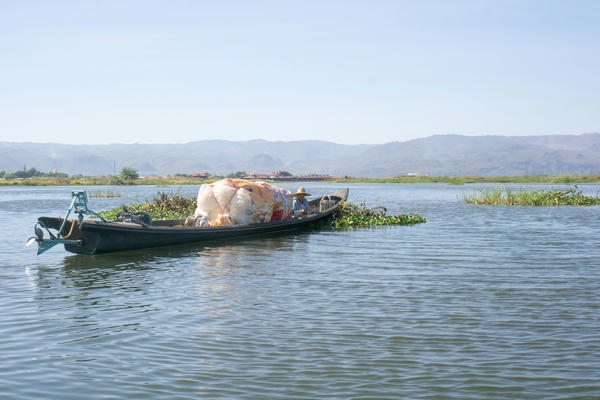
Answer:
462, 185, 600, 206
89, 190, 124, 198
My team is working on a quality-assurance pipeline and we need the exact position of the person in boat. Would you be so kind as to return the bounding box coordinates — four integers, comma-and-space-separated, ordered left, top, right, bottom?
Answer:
293, 187, 312, 215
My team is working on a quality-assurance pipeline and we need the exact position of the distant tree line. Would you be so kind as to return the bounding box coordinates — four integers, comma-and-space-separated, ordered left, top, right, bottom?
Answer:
0, 167, 68, 179
226, 171, 246, 178
0, 166, 137, 183
1, 167, 297, 182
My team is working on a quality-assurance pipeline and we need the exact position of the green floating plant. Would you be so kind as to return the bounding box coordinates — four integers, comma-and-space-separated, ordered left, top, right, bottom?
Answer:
97, 192, 196, 221
462, 185, 600, 206
328, 202, 426, 228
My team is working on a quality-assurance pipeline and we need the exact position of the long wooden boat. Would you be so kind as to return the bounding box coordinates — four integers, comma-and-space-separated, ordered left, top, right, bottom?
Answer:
30, 188, 348, 255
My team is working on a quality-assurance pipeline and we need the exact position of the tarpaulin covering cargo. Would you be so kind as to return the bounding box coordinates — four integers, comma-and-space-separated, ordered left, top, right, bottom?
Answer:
187, 179, 294, 227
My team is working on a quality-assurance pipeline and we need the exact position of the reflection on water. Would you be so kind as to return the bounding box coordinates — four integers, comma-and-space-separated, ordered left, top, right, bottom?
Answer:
32, 234, 312, 324
1, 183, 600, 399
56, 233, 308, 276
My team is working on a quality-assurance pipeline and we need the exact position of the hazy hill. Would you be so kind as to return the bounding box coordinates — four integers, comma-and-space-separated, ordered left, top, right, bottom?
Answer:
1, 134, 599, 177
0, 140, 372, 177
353, 134, 600, 176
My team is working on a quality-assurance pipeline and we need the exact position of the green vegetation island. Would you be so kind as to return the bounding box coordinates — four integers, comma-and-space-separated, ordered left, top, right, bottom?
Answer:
462, 185, 600, 206
2, 167, 600, 186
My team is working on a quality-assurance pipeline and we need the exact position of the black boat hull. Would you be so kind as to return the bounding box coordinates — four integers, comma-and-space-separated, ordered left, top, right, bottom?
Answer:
37, 188, 348, 255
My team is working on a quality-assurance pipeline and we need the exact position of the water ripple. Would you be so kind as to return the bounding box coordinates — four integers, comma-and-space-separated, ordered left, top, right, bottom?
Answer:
1, 184, 599, 399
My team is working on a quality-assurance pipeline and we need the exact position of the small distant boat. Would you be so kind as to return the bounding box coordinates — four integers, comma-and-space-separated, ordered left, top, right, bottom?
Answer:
30, 188, 349, 255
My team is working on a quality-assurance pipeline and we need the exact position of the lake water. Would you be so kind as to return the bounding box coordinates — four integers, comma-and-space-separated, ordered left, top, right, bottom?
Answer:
1, 183, 599, 399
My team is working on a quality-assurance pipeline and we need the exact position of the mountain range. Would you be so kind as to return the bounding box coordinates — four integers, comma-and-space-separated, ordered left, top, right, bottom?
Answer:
1, 133, 599, 177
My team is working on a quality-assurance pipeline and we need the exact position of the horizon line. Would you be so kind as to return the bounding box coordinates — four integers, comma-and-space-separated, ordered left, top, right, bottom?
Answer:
1, 132, 598, 147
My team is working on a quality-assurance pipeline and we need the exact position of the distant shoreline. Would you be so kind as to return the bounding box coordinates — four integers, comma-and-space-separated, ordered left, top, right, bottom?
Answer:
2, 175, 600, 186
330, 175, 600, 184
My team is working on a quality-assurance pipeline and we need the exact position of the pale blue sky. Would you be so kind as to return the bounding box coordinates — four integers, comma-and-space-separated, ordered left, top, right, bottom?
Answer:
1, 0, 599, 145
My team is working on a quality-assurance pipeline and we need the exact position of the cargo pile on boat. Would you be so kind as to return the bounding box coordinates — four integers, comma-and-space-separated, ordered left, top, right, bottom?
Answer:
184, 179, 294, 227
98, 179, 295, 226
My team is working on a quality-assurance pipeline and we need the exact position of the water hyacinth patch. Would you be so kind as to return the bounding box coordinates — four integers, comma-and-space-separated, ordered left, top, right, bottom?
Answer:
328, 202, 426, 228
98, 192, 196, 221
462, 185, 600, 206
